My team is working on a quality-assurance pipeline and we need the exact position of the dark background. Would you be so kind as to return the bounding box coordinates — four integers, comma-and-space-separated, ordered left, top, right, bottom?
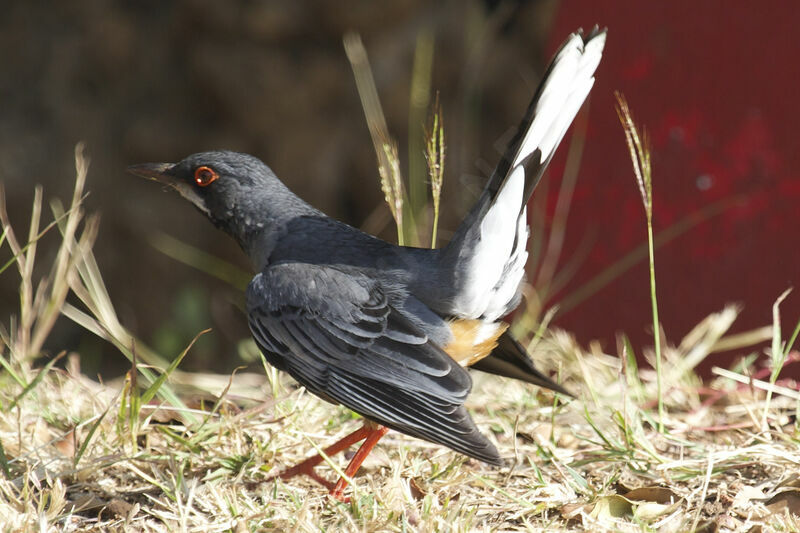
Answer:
1, 1, 798, 376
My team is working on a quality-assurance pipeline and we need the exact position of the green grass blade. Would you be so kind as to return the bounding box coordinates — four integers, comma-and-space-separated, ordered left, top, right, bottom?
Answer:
74, 403, 113, 467
158, 425, 204, 453
0, 353, 26, 388
140, 329, 209, 405
6, 352, 64, 411
61, 303, 197, 424
149, 231, 251, 290
616, 92, 665, 432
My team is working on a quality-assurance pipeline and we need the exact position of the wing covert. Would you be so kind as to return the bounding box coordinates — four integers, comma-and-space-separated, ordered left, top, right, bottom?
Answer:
246, 262, 502, 465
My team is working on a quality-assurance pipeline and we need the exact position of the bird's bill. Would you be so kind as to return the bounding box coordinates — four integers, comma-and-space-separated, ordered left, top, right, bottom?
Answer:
126, 162, 176, 183
128, 162, 210, 215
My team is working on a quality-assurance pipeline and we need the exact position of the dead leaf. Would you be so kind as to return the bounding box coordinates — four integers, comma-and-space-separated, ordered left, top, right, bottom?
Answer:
70, 492, 108, 512
715, 514, 743, 531
766, 488, 800, 516
588, 490, 683, 523
560, 502, 585, 519
773, 475, 800, 490
634, 500, 681, 521
408, 477, 426, 501
732, 485, 768, 510
589, 495, 633, 521
620, 487, 683, 521
693, 519, 719, 533
623, 486, 678, 504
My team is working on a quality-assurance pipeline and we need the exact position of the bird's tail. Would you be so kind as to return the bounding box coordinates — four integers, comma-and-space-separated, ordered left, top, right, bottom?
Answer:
441, 27, 606, 321
471, 331, 574, 397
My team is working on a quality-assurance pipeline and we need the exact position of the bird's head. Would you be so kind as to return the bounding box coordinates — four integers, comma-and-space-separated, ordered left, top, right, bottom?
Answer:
128, 150, 309, 266
128, 150, 279, 222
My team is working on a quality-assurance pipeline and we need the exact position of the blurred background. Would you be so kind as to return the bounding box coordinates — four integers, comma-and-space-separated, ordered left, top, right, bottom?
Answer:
1, 0, 798, 377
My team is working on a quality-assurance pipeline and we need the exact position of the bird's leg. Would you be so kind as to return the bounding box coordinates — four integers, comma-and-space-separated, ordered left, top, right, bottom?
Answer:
329, 424, 390, 502
272, 421, 388, 498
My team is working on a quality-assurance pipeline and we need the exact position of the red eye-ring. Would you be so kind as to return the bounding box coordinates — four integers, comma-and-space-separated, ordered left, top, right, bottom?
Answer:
194, 166, 218, 187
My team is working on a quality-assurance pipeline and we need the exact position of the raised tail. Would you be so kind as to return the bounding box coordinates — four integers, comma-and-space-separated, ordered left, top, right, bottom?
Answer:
442, 27, 606, 321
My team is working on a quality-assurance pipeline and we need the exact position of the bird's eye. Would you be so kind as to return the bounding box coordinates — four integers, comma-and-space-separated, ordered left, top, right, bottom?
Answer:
194, 166, 219, 187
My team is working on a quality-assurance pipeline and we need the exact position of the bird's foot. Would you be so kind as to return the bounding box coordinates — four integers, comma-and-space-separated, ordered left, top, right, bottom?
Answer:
274, 458, 337, 491
268, 422, 388, 502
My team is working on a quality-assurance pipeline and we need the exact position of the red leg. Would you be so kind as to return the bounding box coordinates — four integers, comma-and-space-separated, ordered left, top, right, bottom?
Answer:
271, 422, 389, 498
329, 425, 389, 502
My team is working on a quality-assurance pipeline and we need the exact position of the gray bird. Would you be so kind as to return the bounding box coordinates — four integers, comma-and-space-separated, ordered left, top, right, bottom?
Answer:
129, 27, 606, 501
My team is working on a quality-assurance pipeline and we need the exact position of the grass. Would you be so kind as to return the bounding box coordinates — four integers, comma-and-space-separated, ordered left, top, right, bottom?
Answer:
616, 92, 665, 433
2, 54, 800, 533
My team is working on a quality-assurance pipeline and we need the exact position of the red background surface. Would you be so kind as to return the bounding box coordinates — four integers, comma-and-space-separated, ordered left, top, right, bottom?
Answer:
545, 2, 799, 369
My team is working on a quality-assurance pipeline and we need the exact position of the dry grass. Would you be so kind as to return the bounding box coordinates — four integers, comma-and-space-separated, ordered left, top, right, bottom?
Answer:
1, 296, 799, 531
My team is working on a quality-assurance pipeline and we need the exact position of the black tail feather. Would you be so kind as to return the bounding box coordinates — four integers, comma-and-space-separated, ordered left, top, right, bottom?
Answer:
471, 331, 574, 397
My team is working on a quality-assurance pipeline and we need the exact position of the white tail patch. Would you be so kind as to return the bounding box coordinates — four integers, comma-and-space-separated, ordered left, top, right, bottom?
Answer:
456, 166, 525, 317
513, 31, 606, 168
482, 206, 529, 321
450, 29, 606, 321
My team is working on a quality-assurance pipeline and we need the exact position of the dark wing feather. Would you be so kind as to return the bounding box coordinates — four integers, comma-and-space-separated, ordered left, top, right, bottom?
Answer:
246, 262, 502, 465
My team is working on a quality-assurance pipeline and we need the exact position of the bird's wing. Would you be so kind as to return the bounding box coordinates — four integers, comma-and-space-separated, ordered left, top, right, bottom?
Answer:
246, 262, 502, 465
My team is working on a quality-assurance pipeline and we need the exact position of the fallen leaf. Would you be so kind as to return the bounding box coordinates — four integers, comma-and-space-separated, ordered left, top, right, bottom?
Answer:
732, 485, 768, 510
560, 502, 585, 519
70, 492, 108, 512
693, 519, 718, 533
624, 486, 678, 504
715, 514, 743, 531
408, 477, 426, 501
766, 488, 800, 516
634, 500, 681, 520
773, 475, 800, 491
589, 495, 633, 521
